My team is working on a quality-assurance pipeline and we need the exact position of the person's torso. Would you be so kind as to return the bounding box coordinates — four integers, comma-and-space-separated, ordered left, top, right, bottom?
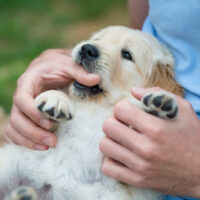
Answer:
142, 0, 200, 117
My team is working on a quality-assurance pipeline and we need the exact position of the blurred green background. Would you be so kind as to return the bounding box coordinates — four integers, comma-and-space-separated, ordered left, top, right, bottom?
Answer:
0, 0, 129, 113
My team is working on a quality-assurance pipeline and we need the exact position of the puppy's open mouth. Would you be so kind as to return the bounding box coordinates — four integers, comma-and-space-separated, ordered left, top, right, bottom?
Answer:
73, 81, 103, 96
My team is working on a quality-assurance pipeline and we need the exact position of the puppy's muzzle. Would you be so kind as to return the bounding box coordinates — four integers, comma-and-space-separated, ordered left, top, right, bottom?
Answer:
78, 44, 99, 73
73, 44, 103, 96
80, 44, 99, 60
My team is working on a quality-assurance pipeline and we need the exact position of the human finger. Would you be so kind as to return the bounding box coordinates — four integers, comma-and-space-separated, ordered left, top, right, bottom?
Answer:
102, 157, 146, 187
131, 87, 161, 100
102, 117, 144, 152
5, 124, 48, 150
14, 90, 52, 130
10, 106, 57, 147
27, 49, 100, 88
100, 137, 149, 172
113, 101, 164, 135
62, 57, 101, 86
4, 133, 13, 144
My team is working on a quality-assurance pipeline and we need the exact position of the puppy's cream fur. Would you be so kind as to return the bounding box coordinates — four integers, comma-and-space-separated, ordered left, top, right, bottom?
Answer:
0, 26, 183, 200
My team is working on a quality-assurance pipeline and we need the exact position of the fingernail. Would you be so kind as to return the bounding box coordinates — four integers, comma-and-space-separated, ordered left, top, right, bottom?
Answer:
40, 118, 52, 129
43, 137, 55, 147
88, 73, 100, 80
132, 87, 145, 92
34, 144, 48, 151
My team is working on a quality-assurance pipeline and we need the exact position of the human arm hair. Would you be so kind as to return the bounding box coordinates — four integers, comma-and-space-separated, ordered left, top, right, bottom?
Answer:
128, 0, 149, 29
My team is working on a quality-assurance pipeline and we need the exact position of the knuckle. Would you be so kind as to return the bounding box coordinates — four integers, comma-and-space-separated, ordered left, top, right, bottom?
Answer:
149, 124, 163, 136
114, 101, 128, 116
25, 142, 35, 150
141, 144, 158, 160
13, 92, 17, 104
133, 176, 147, 187
5, 124, 11, 138
115, 170, 125, 181
128, 140, 138, 152
29, 58, 40, 66
102, 159, 124, 181
9, 113, 17, 127
182, 100, 192, 110
19, 126, 38, 142
124, 155, 135, 167
42, 49, 56, 55
28, 109, 39, 122
28, 134, 40, 144
102, 117, 114, 134
16, 75, 25, 88
28, 130, 41, 142
101, 160, 111, 176
99, 137, 109, 153
139, 162, 152, 173
4, 133, 9, 142
13, 90, 22, 106
4, 134, 12, 143
9, 108, 19, 124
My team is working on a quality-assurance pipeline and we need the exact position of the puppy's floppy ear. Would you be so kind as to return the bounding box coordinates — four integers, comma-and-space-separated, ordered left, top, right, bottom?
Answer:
143, 62, 184, 97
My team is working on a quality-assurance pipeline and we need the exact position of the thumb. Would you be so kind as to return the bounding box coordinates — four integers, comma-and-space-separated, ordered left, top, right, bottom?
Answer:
131, 87, 162, 100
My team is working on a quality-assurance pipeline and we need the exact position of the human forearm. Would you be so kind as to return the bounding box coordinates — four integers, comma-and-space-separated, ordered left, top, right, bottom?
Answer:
128, 0, 149, 29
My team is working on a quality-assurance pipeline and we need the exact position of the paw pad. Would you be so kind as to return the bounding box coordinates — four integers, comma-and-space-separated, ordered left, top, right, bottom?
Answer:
6, 186, 37, 200
35, 90, 73, 122
45, 107, 55, 117
142, 91, 178, 119
37, 101, 72, 122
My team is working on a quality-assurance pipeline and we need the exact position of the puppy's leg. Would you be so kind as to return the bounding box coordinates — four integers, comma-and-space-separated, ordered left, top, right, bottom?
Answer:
5, 186, 38, 200
35, 90, 73, 123
0, 146, 22, 199
0, 148, 13, 198
141, 91, 178, 119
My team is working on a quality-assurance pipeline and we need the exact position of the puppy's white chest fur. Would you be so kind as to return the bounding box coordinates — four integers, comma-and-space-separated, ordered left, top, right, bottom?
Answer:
33, 103, 114, 199
34, 102, 160, 200
54, 103, 111, 184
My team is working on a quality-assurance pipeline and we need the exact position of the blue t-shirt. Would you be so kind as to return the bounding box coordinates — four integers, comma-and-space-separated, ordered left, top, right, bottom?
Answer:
142, 0, 200, 119
142, 0, 200, 199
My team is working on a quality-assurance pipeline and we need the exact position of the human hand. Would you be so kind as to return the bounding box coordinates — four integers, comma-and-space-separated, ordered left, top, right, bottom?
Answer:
5, 48, 100, 150
100, 87, 200, 197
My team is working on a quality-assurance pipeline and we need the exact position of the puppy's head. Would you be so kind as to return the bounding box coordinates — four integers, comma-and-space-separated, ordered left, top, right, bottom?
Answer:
70, 26, 183, 104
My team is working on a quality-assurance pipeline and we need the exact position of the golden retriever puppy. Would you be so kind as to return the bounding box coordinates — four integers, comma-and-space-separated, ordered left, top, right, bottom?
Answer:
1, 26, 183, 200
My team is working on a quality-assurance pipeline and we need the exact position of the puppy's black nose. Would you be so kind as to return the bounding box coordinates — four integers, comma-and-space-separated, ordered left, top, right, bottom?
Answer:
80, 44, 99, 59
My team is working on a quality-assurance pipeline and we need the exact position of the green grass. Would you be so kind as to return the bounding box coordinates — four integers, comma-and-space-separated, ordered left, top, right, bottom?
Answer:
0, 0, 126, 113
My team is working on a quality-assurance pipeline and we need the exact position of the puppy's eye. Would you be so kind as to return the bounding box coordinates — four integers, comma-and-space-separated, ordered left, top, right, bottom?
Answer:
121, 50, 133, 61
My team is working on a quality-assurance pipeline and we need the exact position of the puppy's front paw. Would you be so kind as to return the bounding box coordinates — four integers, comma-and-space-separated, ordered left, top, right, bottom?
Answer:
35, 90, 73, 122
141, 91, 178, 119
5, 186, 37, 200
